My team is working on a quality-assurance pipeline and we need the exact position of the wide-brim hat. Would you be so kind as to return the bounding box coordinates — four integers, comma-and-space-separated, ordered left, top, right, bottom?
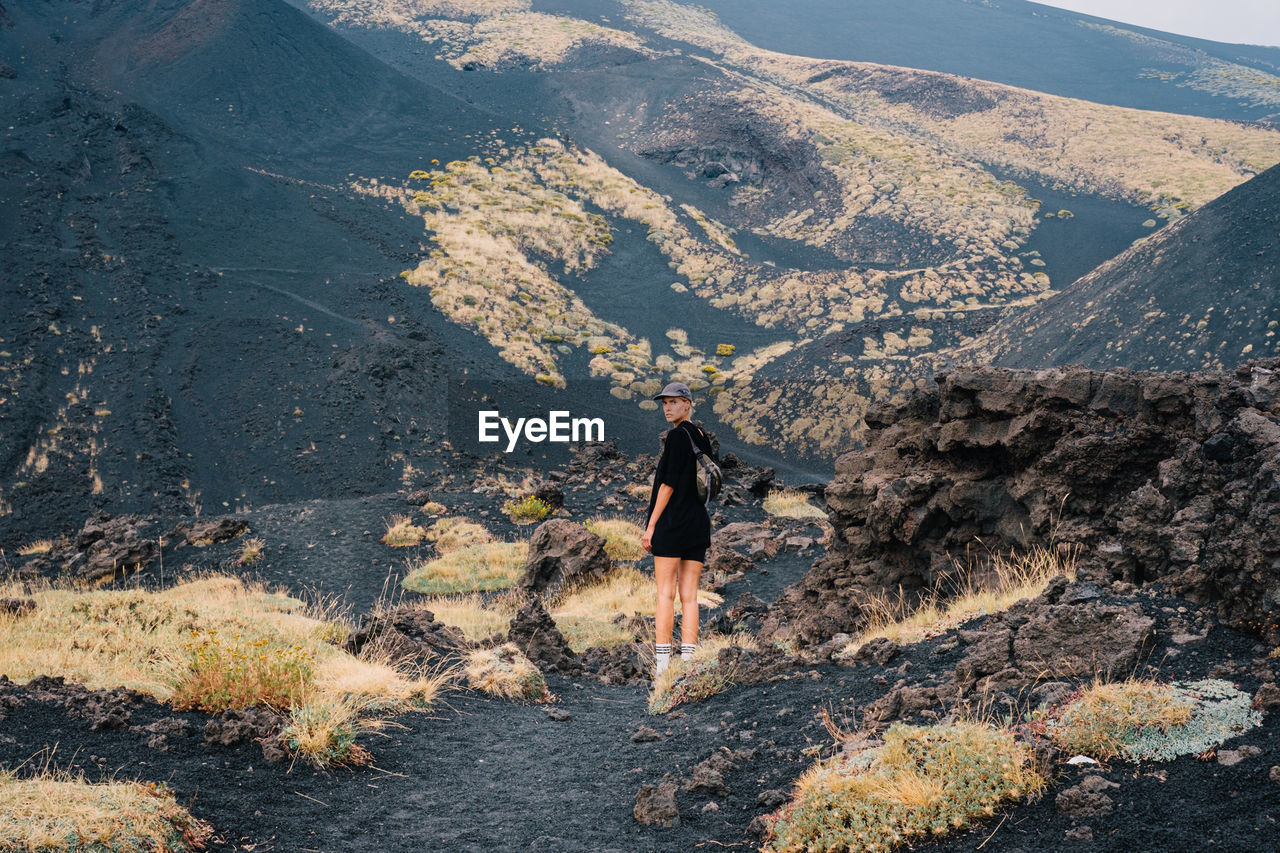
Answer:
653, 381, 693, 401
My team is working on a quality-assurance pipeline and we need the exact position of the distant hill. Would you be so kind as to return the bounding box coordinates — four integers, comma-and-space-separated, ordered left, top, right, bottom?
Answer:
695, 0, 1280, 121
952, 163, 1280, 372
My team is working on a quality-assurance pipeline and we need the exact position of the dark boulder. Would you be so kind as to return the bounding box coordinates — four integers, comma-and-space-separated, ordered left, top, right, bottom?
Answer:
517, 519, 612, 597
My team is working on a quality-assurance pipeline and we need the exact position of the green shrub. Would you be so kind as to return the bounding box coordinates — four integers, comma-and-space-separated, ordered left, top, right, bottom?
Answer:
503, 495, 553, 524
764, 721, 1045, 852
1045, 678, 1262, 762
172, 630, 314, 713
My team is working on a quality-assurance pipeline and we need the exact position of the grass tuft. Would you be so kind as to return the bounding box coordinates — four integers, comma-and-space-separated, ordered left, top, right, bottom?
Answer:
236, 536, 265, 566
381, 514, 428, 547
0, 766, 213, 852
16, 538, 54, 556
762, 490, 827, 520
582, 516, 646, 562
841, 544, 1075, 657
464, 643, 554, 702
401, 541, 528, 594
648, 634, 755, 714
1040, 677, 1261, 762
763, 720, 1045, 852
425, 517, 494, 554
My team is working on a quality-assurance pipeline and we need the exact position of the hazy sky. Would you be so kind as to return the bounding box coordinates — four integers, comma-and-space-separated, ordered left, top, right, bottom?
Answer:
1032, 1, 1280, 47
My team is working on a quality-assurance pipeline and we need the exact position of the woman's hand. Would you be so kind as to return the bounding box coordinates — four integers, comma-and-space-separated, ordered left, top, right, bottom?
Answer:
641, 528, 653, 554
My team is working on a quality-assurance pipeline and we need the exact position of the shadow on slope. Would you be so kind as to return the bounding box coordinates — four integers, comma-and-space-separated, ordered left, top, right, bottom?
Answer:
957, 163, 1280, 372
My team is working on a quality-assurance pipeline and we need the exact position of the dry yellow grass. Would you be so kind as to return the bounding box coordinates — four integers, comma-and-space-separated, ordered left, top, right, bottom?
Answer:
463, 643, 553, 701
416, 594, 515, 642
841, 545, 1076, 658
0, 576, 440, 766
236, 536, 265, 566
647, 633, 758, 713
16, 538, 54, 556
0, 766, 213, 852
424, 516, 494, 554
582, 516, 646, 562
762, 489, 827, 520
1044, 679, 1194, 760
381, 514, 428, 547
401, 541, 528, 594
765, 719, 1045, 851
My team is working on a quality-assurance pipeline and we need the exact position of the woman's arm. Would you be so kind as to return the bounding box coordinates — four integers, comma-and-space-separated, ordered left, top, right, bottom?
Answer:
642, 483, 675, 553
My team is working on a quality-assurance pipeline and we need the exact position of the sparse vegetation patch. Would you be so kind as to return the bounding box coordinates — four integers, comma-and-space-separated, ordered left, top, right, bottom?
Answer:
402, 541, 528, 594
761, 720, 1045, 852
1042, 677, 1262, 762
0, 768, 213, 853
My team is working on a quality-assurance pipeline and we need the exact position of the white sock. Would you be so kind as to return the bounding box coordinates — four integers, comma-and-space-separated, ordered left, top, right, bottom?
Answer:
655, 643, 671, 675
680, 643, 696, 661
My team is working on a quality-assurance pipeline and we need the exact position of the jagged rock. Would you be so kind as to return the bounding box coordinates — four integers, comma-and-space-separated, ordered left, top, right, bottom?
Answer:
846, 637, 900, 667
532, 479, 565, 510
517, 519, 612, 597
716, 643, 794, 684
634, 780, 680, 827
203, 707, 284, 748
763, 361, 1280, 645
1255, 682, 1280, 710
507, 598, 581, 674
342, 605, 468, 664
169, 516, 248, 547
45, 513, 161, 583
1012, 602, 1153, 677
864, 683, 953, 726
1218, 745, 1263, 766
631, 726, 663, 743
580, 642, 648, 685
1055, 775, 1118, 817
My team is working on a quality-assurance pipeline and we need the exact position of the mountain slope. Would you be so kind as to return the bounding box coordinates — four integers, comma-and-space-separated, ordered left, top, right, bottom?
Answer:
953, 163, 1280, 372
0, 0, 529, 538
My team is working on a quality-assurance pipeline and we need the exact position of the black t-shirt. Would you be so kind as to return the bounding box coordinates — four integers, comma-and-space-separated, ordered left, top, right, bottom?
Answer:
647, 421, 714, 554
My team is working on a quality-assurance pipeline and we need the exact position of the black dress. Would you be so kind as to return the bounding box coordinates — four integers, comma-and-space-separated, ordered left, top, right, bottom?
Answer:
647, 420, 714, 561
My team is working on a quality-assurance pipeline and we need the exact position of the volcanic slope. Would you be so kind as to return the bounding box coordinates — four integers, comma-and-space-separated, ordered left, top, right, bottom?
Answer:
0, 0, 563, 542
295, 0, 1280, 458
954, 162, 1280, 373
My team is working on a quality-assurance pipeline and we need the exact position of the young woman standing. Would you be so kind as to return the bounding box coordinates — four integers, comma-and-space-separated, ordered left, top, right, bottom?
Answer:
642, 381, 714, 676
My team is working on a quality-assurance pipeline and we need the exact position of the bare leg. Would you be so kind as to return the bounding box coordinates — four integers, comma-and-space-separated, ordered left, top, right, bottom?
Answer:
653, 556, 680, 645
676, 559, 704, 646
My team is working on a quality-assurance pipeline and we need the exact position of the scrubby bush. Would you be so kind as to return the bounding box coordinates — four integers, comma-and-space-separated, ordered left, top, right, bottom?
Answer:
1043, 678, 1262, 762
502, 495, 553, 524
172, 630, 314, 713
464, 643, 554, 702
0, 769, 213, 853
425, 517, 494, 553
382, 514, 428, 547
401, 542, 528, 594
763, 721, 1045, 852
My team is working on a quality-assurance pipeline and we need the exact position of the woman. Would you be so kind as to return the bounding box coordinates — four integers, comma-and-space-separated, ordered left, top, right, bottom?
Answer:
642, 381, 715, 676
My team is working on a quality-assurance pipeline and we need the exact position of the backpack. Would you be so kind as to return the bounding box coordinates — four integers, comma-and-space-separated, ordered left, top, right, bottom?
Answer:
682, 426, 722, 504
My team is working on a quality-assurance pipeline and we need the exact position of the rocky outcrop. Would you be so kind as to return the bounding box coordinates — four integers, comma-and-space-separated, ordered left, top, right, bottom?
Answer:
507, 598, 581, 674
763, 361, 1280, 645
342, 605, 469, 664
19, 514, 159, 584
517, 519, 612, 597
